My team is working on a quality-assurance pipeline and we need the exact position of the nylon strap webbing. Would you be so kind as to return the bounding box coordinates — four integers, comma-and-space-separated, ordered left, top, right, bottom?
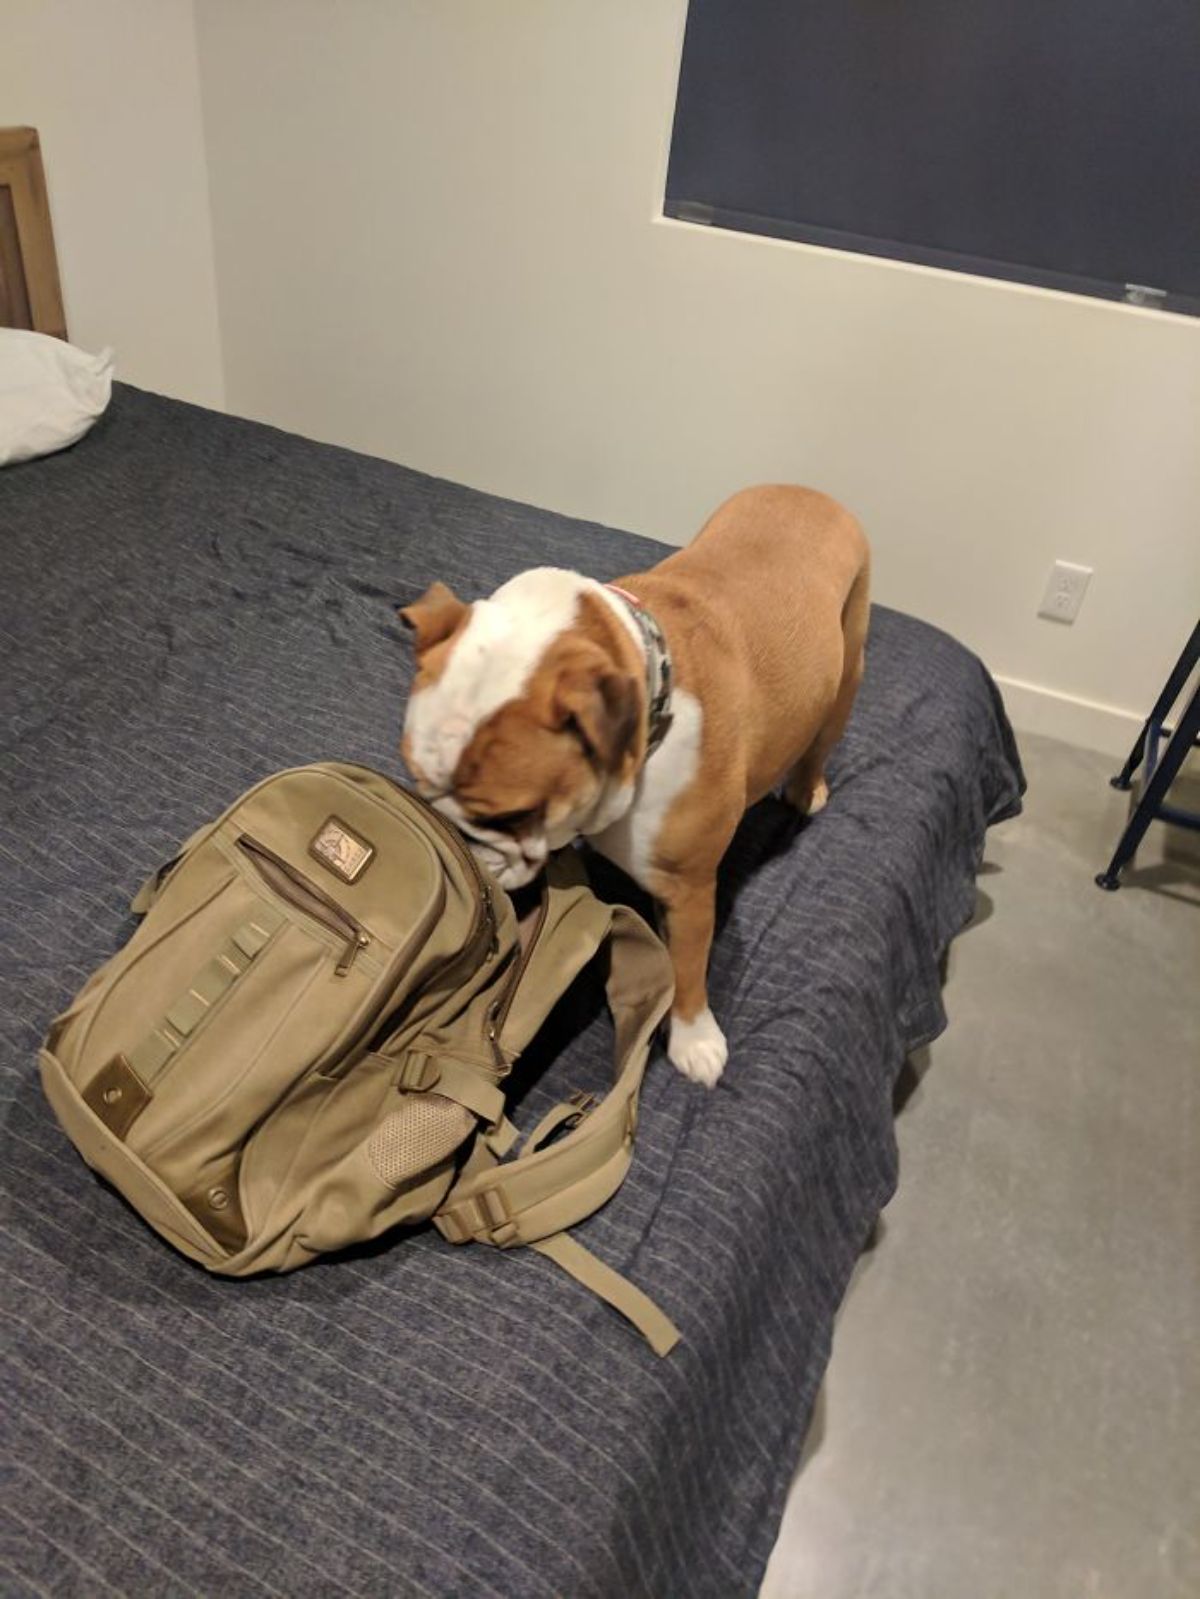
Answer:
531, 1233, 680, 1357
125, 907, 284, 1081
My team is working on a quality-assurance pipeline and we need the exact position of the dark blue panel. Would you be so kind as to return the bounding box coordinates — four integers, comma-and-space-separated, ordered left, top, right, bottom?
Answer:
666, 0, 1200, 313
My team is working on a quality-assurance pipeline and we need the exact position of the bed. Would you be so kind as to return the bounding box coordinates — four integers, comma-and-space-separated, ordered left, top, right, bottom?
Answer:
0, 386, 1023, 1598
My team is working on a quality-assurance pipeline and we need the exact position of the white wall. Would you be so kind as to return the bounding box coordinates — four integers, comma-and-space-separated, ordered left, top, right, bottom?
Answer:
191, 0, 1200, 755
88, 1, 1200, 752
0, 0, 225, 407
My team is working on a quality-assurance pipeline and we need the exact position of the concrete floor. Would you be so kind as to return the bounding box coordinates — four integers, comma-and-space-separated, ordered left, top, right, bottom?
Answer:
761, 733, 1200, 1599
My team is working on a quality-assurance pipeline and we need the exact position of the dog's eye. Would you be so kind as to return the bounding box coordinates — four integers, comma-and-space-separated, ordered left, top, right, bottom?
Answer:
476, 807, 539, 833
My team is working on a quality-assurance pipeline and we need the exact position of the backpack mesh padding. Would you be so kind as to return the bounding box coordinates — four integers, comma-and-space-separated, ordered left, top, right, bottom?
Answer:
366, 1093, 474, 1186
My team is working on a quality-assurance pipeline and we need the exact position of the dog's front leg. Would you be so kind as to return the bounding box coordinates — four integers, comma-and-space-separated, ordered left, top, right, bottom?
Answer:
659, 873, 726, 1087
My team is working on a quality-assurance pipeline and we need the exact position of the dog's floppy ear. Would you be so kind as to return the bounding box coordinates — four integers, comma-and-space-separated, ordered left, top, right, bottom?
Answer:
554, 654, 641, 771
398, 581, 469, 653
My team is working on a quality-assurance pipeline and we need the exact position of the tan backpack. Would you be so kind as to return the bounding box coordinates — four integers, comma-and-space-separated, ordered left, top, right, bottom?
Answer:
39, 762, 680, 1354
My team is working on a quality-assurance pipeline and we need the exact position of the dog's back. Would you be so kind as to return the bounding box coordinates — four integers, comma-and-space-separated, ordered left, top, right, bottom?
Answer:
621, 484, 869, 803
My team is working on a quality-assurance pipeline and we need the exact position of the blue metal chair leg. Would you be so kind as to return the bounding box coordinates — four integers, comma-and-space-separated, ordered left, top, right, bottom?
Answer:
1097, 682, 1200, 889
1110, 621, 1200, 791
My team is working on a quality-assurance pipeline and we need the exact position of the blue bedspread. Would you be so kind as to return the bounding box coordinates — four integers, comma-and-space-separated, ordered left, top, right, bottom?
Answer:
0, 387, 1022, 1597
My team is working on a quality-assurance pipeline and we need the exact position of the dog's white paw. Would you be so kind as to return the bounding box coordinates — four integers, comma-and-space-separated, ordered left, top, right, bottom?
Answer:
668, 1008, 728, 1087
805, 777, 830, 815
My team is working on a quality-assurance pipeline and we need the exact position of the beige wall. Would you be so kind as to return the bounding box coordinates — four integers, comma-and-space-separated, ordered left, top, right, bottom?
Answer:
192, 0, 1200, 754
0, 0, 224, 407
9, 1, 1193, 753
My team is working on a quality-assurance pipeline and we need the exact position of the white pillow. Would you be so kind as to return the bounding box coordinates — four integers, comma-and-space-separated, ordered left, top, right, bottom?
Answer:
0, 328, 114, 468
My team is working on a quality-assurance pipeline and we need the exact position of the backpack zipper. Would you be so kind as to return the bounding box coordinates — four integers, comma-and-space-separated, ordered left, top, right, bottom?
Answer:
383, 772, 544, 1063
236, 835, 371, 975
379, 775, 498, 959
232, 777, 503, 1079
486, 889, 550, 1066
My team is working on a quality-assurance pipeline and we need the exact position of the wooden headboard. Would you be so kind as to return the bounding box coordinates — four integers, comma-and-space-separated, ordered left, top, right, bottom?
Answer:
0, 127, 67, 339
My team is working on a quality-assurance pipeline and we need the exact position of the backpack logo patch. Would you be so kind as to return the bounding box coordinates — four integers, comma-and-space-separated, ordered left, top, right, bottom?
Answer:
309, 816, 375, 882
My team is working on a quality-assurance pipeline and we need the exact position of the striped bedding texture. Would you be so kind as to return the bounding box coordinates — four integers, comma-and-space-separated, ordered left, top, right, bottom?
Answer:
0, 386, 1023, 1597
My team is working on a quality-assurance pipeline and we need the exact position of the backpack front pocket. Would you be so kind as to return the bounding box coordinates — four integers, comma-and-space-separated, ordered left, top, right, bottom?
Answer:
123, 824, 447, 1196
236, 834, 372, 976
61, 845, 388, 1172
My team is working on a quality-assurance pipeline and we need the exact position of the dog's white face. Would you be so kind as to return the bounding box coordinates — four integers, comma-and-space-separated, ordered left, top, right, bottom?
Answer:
400, 569, 644, 889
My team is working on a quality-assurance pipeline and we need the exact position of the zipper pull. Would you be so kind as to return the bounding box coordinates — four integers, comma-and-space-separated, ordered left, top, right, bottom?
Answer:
486, 1001, 506, 1068
484, 888, 498, 960
336, 931, 371, 977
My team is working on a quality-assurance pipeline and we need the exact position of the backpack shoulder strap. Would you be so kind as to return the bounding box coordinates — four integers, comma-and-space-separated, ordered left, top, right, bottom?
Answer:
434, 869, 681, 1355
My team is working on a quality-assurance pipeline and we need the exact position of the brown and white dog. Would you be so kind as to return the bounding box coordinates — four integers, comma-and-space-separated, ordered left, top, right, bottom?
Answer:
400, 485, 870, 1086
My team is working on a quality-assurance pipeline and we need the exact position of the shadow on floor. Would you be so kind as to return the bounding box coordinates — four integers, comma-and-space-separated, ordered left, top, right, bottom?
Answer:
1108, 857, 1200, 908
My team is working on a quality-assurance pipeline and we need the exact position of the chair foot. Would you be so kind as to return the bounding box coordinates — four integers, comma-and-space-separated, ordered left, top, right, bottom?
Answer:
1109, 775, 1133, 791
1095, 871, 1122, 891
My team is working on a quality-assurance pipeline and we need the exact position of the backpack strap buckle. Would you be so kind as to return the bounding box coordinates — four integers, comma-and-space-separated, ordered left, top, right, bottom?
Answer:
436, 1184, 518, 1248
393, 1052, 440, 1092
391, 1050, 507, 1126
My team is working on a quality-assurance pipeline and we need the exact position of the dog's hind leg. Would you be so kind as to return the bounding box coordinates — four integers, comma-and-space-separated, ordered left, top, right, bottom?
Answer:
784, 563, 870, 815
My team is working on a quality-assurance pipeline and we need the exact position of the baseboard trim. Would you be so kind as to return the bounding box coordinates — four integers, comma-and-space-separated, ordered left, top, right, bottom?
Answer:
993, 675, 1142, 760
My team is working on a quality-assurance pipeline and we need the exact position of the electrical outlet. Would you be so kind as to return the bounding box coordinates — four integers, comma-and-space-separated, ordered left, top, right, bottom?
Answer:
1038, 560, 1093, 624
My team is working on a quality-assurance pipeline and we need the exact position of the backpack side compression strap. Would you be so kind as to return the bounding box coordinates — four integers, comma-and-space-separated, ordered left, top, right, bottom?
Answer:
434, 902, 681, 1355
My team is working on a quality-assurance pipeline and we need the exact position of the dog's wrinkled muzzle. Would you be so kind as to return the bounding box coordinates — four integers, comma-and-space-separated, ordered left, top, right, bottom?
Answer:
433, 809, 545, 891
